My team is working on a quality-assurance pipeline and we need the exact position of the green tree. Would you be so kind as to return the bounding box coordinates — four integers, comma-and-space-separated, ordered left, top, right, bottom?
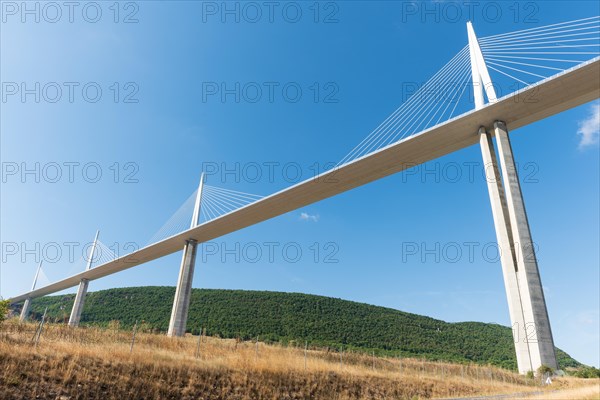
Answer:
0, 299, 11, 324
572, 366, 600, 378
537, 364, 554, 376
526, 370, 535, 380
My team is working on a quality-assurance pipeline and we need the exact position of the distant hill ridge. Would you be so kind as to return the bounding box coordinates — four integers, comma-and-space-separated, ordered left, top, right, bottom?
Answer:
28, 286, 580, 371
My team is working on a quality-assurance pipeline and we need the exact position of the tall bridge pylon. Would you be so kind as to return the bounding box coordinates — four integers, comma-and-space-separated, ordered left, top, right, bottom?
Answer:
68, 230, 100, 327
468, 22, 557, 373
167, 173, 205, 337
19, 260, 42, 322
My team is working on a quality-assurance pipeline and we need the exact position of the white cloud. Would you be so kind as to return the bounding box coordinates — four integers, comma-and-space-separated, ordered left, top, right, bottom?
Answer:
299, 212, 319, 222
577, 101, 600, 149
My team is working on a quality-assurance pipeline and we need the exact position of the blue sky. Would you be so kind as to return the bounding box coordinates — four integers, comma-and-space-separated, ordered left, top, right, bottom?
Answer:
1, 1, 598, 367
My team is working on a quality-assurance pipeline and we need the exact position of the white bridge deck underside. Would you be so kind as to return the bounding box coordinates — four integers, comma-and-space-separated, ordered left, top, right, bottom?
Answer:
10, 58, 600, 304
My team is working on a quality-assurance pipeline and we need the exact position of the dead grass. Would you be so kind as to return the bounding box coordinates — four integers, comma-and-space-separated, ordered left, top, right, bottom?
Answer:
0, 319, 595, 399
518, 384, 600, 400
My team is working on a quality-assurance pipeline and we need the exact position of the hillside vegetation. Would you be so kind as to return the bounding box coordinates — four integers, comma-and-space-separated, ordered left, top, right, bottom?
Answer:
27, 286, 580, 371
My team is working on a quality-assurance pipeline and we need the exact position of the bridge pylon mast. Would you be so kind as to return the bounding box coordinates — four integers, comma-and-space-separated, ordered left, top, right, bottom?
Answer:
468, 22, 558, 374
19, 260, 43, 322
167, 173, 205, 337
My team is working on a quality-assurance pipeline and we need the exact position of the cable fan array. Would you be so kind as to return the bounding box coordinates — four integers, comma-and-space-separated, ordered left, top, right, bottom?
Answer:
337, 45, 472, 167
479, 16, 600, 88
336, 16, 599, 169
145, 184, 264, 246
31, 239, 118, 286
145, 189, 199, 246
32, 267, 52, 290
88, 240, 119, 268
201, 185, 263, 221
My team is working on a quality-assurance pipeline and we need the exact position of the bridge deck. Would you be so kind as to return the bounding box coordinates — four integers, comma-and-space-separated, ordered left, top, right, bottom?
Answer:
9, 57, 600, 304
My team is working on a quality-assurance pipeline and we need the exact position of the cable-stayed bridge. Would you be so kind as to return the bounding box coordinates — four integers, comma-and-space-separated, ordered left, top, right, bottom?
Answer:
10, 18, 600, 374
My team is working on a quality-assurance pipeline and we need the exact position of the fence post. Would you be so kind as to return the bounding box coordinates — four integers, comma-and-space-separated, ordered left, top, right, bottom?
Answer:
255, 335, 259, 360
304, 341, 307, 371
194, 326, 202, 359
130, 320, 138, 353
398, 356, 402, 375
34, 307, 48, 349
372, 351, 375, 371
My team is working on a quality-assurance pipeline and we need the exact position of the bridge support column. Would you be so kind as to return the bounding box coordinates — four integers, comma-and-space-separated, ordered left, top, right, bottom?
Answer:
19, 298, 32, 322
68, 230, 99, 327
167, 174, 205, 337
167, 240, 198, 337
480, 123, 557, 373
494, 121, 557, 372
480, 127, 532, 373
68, 279, 89, 327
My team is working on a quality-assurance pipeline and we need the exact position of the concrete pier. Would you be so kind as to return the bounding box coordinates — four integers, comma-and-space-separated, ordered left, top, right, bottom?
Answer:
68, 278, 90, 327
68, 230, 99, 327
480, 122, 558, 373
19, 298, 32, 322
167, 240, 199, 336
479, 127, 533, 373
494, 121, 558, 371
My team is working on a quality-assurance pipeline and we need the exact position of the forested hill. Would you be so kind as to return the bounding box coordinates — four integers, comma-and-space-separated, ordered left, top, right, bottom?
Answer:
27, 286, 580, 370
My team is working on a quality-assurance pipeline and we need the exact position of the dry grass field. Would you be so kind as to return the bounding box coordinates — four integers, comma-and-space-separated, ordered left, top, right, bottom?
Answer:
0, 319, 597, 400
520, 385, 599, 400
